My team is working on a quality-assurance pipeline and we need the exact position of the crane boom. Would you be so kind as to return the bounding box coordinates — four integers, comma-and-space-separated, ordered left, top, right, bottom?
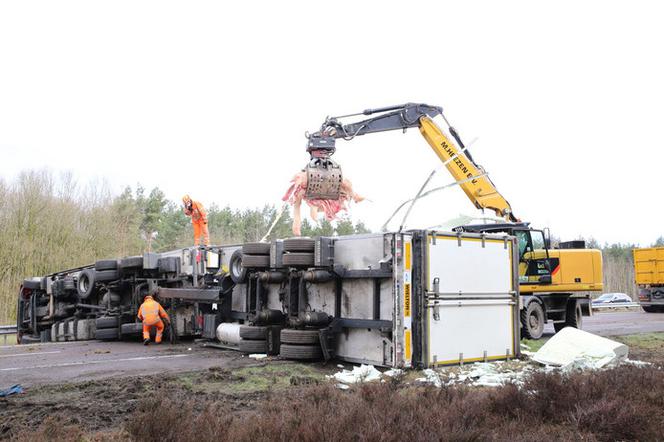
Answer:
309, 103, 517, 222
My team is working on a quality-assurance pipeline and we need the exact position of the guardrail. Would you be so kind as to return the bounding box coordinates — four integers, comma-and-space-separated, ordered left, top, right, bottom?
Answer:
0, 324, 17, 345
592, 302, 640, 310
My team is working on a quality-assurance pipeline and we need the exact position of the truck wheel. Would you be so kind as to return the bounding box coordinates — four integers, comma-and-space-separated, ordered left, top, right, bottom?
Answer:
642, 306, 658, 313
239, 325, 268, 340
229, 250, 247, 284
77, 269, 96, 299
282, 253, 314, 267
521, 301, 545, 340
96, 316, 118, 329
95, 327, 119, 340
239, 338, 268, 353
281, 329, 320, 345
95, 259, 118, 271
241, 255, 270, 268
119, 256, 143, 269
280, 343, 322, 360
120, 322, 143, 335
283, 238, 315, 252
242, 243, 271, 255
565, 300, 582, 329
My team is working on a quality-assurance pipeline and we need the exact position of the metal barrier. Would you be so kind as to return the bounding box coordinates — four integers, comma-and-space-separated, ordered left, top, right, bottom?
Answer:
592, 302, 640, 310
0, 324, 17, 345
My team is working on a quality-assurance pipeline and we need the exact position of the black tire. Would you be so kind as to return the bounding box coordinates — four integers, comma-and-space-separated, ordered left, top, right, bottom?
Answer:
95, 327, 119, 340
119, 256, 143, 269
561, 299, 582, 330
283, 238, 315, 252
95, 259, 118, 271
642, 306, 659, 313
281, 329, 320, 345
239, 325, 268, 340
520, 301, 545, 340
282, 253, 314, 267
242, 242, 271, 255
229, 249, 247, 284
95, 270, 120, 282
77, 269, 96, 299
239, 338, 268, 353
280, 343, 322, 360
22, 278, 42, 290
96, 316, 118, 329
121, 322, 143, 335
241, 254, 270, 268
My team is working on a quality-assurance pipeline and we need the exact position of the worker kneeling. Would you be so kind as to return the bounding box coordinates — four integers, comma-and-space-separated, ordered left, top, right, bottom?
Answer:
138, 294, 170, 345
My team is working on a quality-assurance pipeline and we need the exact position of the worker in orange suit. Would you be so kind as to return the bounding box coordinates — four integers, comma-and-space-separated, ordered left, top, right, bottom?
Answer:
182, 194, 210, 246
137, 294, 170, 345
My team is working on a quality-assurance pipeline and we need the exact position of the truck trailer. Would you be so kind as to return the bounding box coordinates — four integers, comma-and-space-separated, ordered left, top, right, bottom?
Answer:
634, 246, 664, 313
17, 230, 520, 368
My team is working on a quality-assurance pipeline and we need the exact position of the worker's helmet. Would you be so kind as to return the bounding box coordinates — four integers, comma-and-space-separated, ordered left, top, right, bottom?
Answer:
182, 194, 191, 205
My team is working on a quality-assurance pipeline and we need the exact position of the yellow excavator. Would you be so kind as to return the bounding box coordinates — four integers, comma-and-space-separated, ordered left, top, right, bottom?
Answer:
305, 103, 603, 339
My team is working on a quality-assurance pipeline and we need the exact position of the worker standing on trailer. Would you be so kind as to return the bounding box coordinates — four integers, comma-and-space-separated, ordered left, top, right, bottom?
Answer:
182, 194, 210, 246
137, 294, 170, 345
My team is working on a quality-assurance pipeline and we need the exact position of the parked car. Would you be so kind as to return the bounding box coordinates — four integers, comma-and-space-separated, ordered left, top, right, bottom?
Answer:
592, 293, 633, 305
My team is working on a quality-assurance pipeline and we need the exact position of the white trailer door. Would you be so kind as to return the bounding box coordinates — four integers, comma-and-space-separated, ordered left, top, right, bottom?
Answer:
424, 233, 518, 366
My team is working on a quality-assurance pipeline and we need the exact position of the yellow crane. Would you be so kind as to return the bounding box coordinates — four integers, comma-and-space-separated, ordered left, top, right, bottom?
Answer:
306, 103, 603, 339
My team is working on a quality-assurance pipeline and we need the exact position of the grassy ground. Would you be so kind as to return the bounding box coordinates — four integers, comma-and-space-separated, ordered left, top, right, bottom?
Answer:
4, 333, 664, 441
0, 333, 16, 346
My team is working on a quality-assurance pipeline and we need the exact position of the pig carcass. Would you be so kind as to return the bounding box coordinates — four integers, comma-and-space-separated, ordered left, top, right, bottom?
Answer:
282, 170, 364, 236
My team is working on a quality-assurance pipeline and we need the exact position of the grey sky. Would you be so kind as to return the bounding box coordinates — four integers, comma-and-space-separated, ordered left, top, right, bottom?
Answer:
1, 1, 662, 246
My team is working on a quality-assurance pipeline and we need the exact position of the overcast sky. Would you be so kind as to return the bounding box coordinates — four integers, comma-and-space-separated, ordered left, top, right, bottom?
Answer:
1, 1, 662, 246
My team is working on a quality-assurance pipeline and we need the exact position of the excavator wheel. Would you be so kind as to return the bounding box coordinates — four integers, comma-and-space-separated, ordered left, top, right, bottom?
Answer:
520, 300, 545, 340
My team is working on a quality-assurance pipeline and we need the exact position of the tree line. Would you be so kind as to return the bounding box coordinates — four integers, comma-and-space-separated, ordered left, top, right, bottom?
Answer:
0, 170, 368, 323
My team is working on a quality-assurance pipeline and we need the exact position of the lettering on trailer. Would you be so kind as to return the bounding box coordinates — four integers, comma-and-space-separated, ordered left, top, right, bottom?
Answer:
441, 142, 478, 184
404, 283, 411, 317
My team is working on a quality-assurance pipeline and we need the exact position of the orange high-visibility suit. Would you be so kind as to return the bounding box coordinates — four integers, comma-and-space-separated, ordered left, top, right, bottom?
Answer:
137, 295, 170, 344
182, 195, 210, 246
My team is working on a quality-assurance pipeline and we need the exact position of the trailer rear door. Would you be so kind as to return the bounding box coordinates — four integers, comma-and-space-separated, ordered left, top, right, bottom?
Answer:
422, 232, 519, 366
634, 247, 664, 285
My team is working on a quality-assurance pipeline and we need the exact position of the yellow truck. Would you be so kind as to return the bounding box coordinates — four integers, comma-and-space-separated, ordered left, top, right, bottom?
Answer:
634, 247, 664, 312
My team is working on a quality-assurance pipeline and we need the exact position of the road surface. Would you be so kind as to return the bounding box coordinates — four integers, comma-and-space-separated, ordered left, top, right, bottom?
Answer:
1, 310, 662, 387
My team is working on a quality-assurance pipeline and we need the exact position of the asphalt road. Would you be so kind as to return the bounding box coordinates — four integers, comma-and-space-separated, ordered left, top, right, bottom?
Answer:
2, 310, 662, 388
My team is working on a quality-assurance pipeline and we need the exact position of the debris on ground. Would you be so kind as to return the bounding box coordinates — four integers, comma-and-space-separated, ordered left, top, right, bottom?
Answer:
248, 354, 268, 360
329, 364, 382, 384
382, 368, 404, 378
0, 384, 24, 397
533, 327, 629, 370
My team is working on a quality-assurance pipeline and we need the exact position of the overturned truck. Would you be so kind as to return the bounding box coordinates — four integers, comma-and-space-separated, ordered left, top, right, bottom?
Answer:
17, 230, 520, 367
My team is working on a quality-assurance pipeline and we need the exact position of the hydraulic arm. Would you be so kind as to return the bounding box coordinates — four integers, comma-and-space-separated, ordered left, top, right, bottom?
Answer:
307, 103, 517, 222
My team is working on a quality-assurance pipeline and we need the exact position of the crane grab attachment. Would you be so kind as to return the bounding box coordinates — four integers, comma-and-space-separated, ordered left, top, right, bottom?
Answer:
305, 103, 517, 222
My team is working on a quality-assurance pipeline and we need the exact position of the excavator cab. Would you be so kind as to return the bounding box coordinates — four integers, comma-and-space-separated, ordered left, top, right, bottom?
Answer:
305, 133, 343, 200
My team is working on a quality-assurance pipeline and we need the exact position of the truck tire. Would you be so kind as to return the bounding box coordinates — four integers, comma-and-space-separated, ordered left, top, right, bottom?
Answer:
282, 253, 314, 267
121, 322, 143, 335
242, 243, 271, 255
521, 301, 545, 340
22, 278, 42, 290
239, 338, 268, 353
229, 249, 247, 284
555, 299, 583, 332
642, 306, 659, 313
96, 316, 118, 329
239, 325, 268, 340
280, 344, 322, 360
95, 259, 118, 271
119, 256, 143, 269
95, 327, 119, 340
283, 238, 315, 252
281, 329, 320, 345
241, 255, 270, 268
95, 270, 120, 282
77, 269, 96, 299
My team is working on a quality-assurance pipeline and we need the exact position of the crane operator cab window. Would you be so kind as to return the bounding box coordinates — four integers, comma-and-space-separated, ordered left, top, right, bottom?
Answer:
514, 229, 552, 284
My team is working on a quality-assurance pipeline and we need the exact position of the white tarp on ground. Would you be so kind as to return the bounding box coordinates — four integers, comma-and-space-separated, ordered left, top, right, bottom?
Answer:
330, 364, 383, 384
533, 327, 629, 370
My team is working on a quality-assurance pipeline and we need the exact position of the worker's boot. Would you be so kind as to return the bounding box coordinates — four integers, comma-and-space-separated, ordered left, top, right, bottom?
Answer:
143, 339, 150, 346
